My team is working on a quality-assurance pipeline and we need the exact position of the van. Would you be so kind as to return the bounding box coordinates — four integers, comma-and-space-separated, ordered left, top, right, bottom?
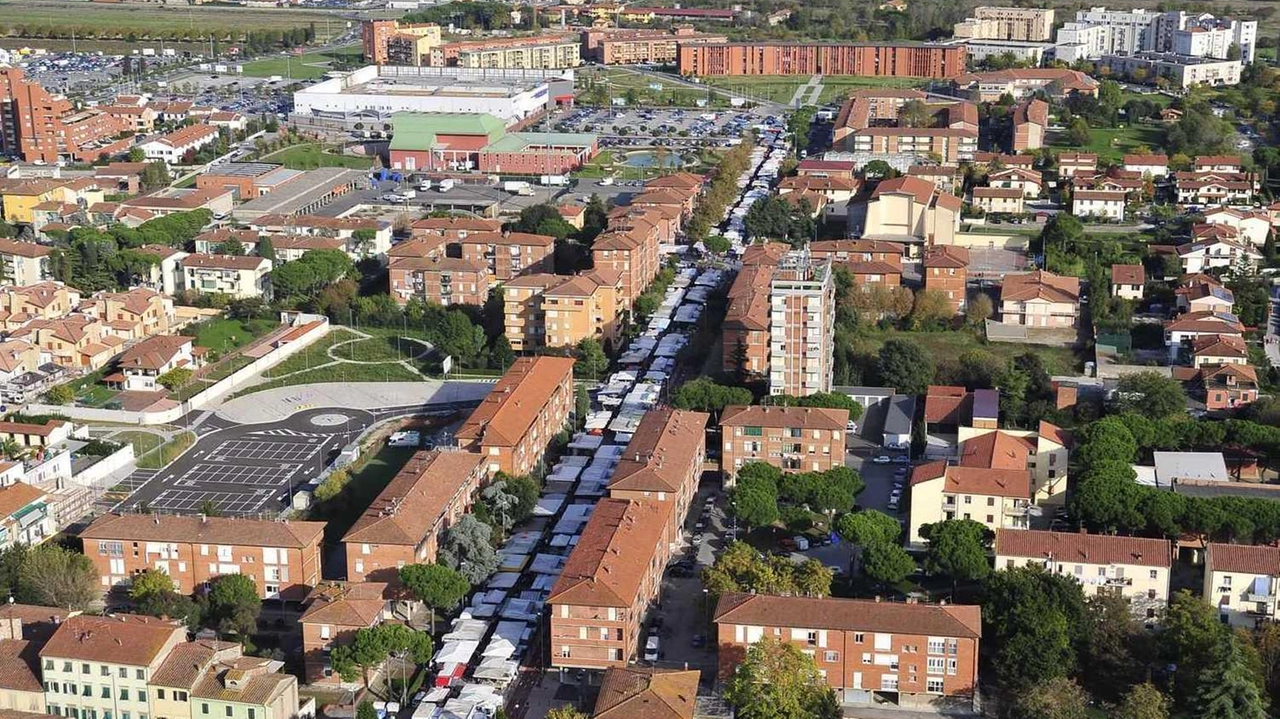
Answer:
644, 635, 661, 662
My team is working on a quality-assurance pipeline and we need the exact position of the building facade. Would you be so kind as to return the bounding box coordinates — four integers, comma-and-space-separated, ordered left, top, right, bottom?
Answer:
455, 356, 576, 476
677, 43, 966, 78
768, 253, 835, 397
719, 405, 848, 485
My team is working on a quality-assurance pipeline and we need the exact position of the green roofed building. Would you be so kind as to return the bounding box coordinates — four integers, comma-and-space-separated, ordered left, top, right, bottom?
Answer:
389, 111, 598, 175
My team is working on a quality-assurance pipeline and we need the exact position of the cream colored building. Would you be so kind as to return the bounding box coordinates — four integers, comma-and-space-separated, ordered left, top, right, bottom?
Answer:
150, 640, 245, 719
190, 655, 299, 719
957, 423, 1070, 506
908, 430, 1039, 544
1072, 190, 1127, 221
181, 255, 273, 299
40, 615, 187, 719
861, 176, 961, 252
768, 252, 835, 397
0, 639, 47, 713
1204, 543, 1280, 627
971, 187, 1024, 215
998, 270, 1080, 329
995, 529, 1172, 621
0, 241, 52, 286
454, 38, 582, 69
503, 270, 623, 352
953, 7, 1055, 41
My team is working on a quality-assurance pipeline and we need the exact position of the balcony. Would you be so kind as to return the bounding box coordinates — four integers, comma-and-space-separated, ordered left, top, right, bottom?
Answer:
1245, 591, 1276, 604
1104, 576, 1133, 587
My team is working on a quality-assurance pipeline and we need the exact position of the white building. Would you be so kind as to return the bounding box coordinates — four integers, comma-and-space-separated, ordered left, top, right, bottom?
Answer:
995, 529, 1172, 621
181, 254, 273, 299
1054, 8, 1254, 63
1072, 189, 1127, 221
1205, 543, 1280, 627
292, 65, 569, 124
139, 124, 220, 165
114, 335, 203, 392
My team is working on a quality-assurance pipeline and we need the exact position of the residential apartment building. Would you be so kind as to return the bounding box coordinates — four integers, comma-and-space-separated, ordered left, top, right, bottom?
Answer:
995, 529, 1172, 620
187, 653, 298, 719
78, 288, 174, 340
39, 614, 187, 719
1165, 311, 1245, 361
768, 252, 835, 397
922, 245, 969, 314
458, 232, 555, 282
139, 125, 220, 165
713, 593, 981, 710
954, 6, 1054, 40
677, 42, 967, 78
342, 450, 488, 583
181, 255, 273, 299
1204, 543, 1280, 627
1176, 235, 1262, 275
445, 35, 583, 70
1111, 264, 1145, 300
972, 187, 1024, 215
456, 356, 576, 476
1012, 98, 1048, 152
592, 225, 661, 310
1203, 207, 1271, 247
832, 91, 978, 165
1098, 52, 1243, 88
149, 639, 249, 719
998, 271, 1080, 329
9, 317, 124, 371
608, 407, 708, 538
721, 260, 774, 383
410, 217, 503, 242
1174, 363, 1259, 411
501, 272, 623, 352
0, 67, 130, 163
547, 498, 675, 670
950, 69, 1099, 103
388, 256, 491, 307
0, 483, 52, 549
249, 214, 393, 258
719, 405, 848, 485
298, 582, 392, 685
111, 335, 204, 393
861, 176, 962, 248
0, 638, 47, 713
583, 27, 728, 65
362, 19, 442, 65
80, 514, 325, 601
908, 430, 1035, 544
1073, 189, 1127, 221
134, 246, 188, 296
0, 242, 52, 286
1176, 170, 1255, 206
0, 282, 80, 330
593, 667, 700, 719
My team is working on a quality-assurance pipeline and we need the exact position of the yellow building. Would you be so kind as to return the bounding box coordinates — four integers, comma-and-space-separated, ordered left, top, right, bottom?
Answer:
454, 37, 582, 69
503, 270, 623, 352
0, 179, 102, 225
387, 24, 443, 66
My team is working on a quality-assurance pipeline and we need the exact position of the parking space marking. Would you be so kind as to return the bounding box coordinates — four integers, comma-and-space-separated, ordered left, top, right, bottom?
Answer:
148, 488, 273, 515
174, 463, 302, 487
208, 438, 321, 462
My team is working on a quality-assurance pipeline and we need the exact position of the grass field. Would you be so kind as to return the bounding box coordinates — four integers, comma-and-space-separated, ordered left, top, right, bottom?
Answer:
577, 67, 724, 108
311, 444, 417, 542
261, 143, 373, 171
0, 0, 343, 39
335, 336, 429, 363
137, 432, 195, 470
188, 317, 278, 355
1049, 123, 1166, 165
848, 328, 1083, 377
240, 46, 361, 81
242, 361, 423, 397
113, 430, 164, 459
705, 74, 930, 105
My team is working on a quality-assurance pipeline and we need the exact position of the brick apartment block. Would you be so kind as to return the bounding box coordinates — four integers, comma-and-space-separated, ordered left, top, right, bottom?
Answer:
298, 582, 394, 684
608, 408, 709, 536
719, 405, 849, 485
342, 450, 488, 582
714, 593, 981, 711
548, 498, 675, 669
80, 514, 325, 601
456, 356, 576, 477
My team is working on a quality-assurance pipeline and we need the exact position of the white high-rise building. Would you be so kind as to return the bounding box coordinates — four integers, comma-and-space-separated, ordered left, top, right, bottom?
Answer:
1054, 7, 1255, 63
768, 251, 834, 398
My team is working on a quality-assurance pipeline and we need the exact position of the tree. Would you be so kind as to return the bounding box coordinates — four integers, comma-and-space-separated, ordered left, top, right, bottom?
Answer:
877, 339, 935, 395
205, 574, 262, 638
399, 563, 470, 632
46, 384, 74, 405
157, 367, 194, 391
1068, 117, 1092, 146
861, 542, 915, 586
911, 289, 953, 329
1162, 590, 1232, 703
140, 161, 170, 189
835, 510, 901, 547
731, 471, 780, 530
130, 569, 200, 629
545, 709, 589, 719
1193, 635, 1269, 719
704, 234, 730, 254
1082, 591, 1144, 702
763, 392, 863, 419
356, 703, 377, 719
331, 623, 433, 693
724, 638, 841, 719
1114, 683, 1170, 719
256, 237, 275, 261
1113, 371, 1189, 420
671, 377, 752, 417
983, 566, 1086, 694
438, 515, 498, 584
920, 520, 992, 583
1015, 677, 1089, 719
574, 338, 608, 380
897, 99, 934, 129
511, 203, 574, 240
18, 545, 98, 610
129, 568, 176, 600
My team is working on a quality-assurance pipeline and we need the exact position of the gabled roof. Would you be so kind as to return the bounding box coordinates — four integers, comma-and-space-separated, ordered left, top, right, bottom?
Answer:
80, 514, 325, 548
40, 614, 183, 665
713, 592, 981, 638
548, 498, 673, 608
995, 529, 1172, 568
1164, 310, 1243, 334
594, 667, 700, 719
1001, 270, 1080, 304
910, 460, 1032, 498
341, 451, 486, 546
1110, 264, 1145, 286
958, 431, 1033, 471
924, 385, 968, 425
922, 245, 970, 268
720, 405, 847, 430
1191, 333, 1247, 358
1207, 542, 1280, 575
151, 640, 241, 689
299, 582, 391, 627
116, 335, 191, 372
0, 640, 42, 692
456, 356, 576, 448
610, 409, 709, 494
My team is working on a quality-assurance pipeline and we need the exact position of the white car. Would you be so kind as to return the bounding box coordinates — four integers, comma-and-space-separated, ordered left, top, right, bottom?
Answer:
644, 635, 661, 661
872, 456, 892, 464
846, 420, 858, 432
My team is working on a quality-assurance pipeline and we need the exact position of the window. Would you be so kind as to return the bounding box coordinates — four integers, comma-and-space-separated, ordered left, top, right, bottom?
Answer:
927, 638, 945, 654
101, 666, 109, 676
119, 668, 126, 679
82, 684, 91, 697
81, 664, 90, 675
947, 658, 958, 675
63, 662, 71, 672
1224, 576, 1233, 587
157, 690, 165, 700
177, 692, 188, 702
854, 633, 864, 643
121, 689, 130, 701
743, 427, 762, 437
927, 657, 945, 674
927, 678, 945, 693
139, 689, 147, 702
861, 653, 871, 664
824, 651, 838, 662
986, 497, 994, 506
102, 686, 111, 699
202, 705, 210, 715
44, 660, 52, 671
963, 496, 971, 504
225, 707, 233, 717
559, 647, 571, 658
1150, 569, 1158, 579
248, 711, 255, 719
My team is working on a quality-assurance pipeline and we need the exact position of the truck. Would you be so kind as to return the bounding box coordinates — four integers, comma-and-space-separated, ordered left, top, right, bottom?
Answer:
503, 180, 531, 194
387, 431, 420, 448
416, 179, 433, 192
438, 178, 456, 192
539, 175, 569, 186
517, 185, 536, 196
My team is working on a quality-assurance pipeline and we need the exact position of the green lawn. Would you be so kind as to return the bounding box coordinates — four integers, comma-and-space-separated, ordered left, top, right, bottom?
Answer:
310, 444, 418, 542
848, 328, 1083, 376
262, 328, 359, 378
240, 47, 360, 81
113, 430, 164, 458
240, 362, 423, 397
334, 336, 429, 363
0, 0, 342, 39
78, 384, 119, 408
1049, 123, 1166, 165
187, 318, 278, 355
136, 432, 195, 470
705, 74, 930, 105
576, 67, 724, 108
261, 143, 373, 171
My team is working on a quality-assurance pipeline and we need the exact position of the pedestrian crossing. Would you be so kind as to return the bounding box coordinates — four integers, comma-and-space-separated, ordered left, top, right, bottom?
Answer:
248, 428, 327, 438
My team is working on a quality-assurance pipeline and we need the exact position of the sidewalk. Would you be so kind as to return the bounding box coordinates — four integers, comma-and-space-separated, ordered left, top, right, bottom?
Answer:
212, 380, 494, 423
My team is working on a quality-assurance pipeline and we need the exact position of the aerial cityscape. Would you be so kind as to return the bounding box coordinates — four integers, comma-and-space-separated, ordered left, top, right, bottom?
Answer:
0, 0, 1275, 717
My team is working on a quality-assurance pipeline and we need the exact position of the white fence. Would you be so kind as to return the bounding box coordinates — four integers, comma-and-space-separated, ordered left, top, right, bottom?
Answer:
25, 318, 331, 426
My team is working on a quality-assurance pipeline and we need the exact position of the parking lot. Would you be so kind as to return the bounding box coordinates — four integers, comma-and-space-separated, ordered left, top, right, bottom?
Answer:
546, 105, 779, 147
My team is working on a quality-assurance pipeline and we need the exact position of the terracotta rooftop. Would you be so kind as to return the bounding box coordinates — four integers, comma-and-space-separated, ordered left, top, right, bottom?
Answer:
922, 245, 970, 268
714, 592, 981, 638
995, 529, 1172, 568
0, 640, 42, 692
610, 408, 709, 495
151, 640, 241, 689
1001, 270, 1080, 304
115, 335, 192, 372
1111, 264, 1145, 286
910, 460, 1032, 499
40, 614, 184, 665
958, 431, 1033, 471
80, 514, 325, 548
548, 498, 674, 608
720, 405, 847, 430
299, 582, 391, 627
182, 254, 269, 271
455, 356, 575, 448
594, 666, 700, 719
1207, 542, 1280, 575
342, 450, 486, 546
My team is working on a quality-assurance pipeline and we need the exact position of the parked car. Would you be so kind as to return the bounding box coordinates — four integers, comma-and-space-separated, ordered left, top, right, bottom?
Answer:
892, 455, 911, 464
645, 635, 661, 661
872, 455, 892, 464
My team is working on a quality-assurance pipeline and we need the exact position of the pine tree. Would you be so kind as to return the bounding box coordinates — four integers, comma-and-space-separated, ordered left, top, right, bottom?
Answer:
1193, 636, 1268, 719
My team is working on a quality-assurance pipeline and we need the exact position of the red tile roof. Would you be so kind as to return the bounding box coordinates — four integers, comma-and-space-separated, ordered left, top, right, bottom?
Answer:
548, 498, 673, 608
714, 592, 981, 638
995, 529, 1172, 567
1207, 542, 1280, 575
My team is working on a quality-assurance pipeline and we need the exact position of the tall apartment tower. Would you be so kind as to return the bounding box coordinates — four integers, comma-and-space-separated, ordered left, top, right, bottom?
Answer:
362, 19, 399, 64
768, 251, 834, 397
